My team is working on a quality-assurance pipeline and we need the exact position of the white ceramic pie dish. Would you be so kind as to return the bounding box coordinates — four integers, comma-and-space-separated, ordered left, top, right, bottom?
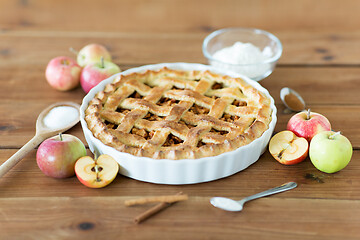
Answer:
80, 63, 277, 185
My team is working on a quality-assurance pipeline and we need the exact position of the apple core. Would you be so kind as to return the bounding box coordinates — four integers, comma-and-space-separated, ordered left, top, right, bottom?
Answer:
61, 59, 70, 66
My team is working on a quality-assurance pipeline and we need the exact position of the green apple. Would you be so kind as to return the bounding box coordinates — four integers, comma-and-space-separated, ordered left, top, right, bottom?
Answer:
309, 131, 353, 173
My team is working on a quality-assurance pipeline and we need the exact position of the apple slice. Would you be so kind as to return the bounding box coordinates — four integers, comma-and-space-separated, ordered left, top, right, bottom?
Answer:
75, 154, 119, 188
269, 130, 309, 165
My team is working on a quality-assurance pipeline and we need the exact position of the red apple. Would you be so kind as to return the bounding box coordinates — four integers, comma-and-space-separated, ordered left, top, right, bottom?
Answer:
77, 43, 112, 67
269, 130, 309, 165
45, 56, 81, 91
287, 109, 331, 141
75, 154, 119, 188
80, 58, 121, 93
36, 134, 87, 178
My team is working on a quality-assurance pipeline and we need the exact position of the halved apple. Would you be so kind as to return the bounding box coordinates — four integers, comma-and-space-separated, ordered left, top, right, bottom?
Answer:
269, 130, 309, 165
75, 154, 119, 188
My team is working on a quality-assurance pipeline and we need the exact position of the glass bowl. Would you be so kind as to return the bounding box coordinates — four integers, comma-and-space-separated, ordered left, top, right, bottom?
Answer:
202, 28, 282, 81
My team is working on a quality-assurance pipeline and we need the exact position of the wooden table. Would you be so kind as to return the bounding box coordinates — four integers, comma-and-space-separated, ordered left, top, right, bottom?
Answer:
1, 0, 360, 239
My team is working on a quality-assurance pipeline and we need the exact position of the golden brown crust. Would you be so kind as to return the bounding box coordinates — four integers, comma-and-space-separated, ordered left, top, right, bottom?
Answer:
85, 67, 272, 159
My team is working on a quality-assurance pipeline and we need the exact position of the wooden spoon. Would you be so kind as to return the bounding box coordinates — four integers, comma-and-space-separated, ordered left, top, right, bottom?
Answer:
0, 102, 81, 178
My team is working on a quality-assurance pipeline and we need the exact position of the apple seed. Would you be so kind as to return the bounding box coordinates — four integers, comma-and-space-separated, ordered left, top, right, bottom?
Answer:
91, 164, 104, 182
91, 166, 103, 172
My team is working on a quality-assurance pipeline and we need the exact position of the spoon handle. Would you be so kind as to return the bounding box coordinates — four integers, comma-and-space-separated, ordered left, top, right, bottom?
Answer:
0, 134, 45, 178
240, 182, 297, 204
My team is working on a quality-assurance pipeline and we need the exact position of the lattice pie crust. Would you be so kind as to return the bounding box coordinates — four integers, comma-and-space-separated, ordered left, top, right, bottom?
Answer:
85, 67, 272, 159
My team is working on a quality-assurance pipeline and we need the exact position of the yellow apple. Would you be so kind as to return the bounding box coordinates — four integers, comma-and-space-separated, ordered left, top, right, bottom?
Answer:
77, 43, 112, 67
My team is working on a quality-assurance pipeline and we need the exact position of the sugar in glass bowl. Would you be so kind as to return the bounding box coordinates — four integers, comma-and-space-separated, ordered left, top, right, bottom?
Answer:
202, 28, 282, 81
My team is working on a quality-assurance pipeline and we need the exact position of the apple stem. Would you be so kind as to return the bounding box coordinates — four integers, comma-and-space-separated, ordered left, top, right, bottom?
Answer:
306, 109, 311, 120
59, 133, 63, 141
94, 151, 99, 160
329, 131, 341, 140
101, 56, 104, 68
69, 47, 78, 55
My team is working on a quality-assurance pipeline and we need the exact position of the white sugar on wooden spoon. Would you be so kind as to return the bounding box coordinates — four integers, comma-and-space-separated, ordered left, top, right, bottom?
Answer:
43, 106, 79, 129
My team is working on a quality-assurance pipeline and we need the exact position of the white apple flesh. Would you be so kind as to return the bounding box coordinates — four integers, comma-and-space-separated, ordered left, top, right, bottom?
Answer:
287, 109, 331, 141
45, 56, 81, 91
75, 155, 119, 188
77, 43, 112, 67
80, 59, 120, 93
269, 130, 309, 165
309, 131, 353, 173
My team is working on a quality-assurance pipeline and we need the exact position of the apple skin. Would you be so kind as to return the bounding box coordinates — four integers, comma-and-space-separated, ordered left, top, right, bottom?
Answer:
36, 134, 87, 178
45, 56, 82, 91
80, 60, 120, 93
269, 130, 309, 165
309, 131, 353, 173
287, 110, 331, 141
77, 43, 112, 67
75, 155, 119, 188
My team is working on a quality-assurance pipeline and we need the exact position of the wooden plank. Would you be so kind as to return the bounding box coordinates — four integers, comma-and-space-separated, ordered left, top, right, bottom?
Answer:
0, 195, 359, 239
0, 149, 359, 200
2, 31, 360, 65
2, 103, 359, 148
1, 64, 360, 106
1, 0, 360, 32
1, 66, 359, 147
264, 67, 360, 105
4, 64, 360, 106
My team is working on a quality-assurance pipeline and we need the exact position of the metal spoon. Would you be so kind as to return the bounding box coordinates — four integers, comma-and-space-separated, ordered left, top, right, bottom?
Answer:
280, 87, 306, 112
210, 182, 297, 212
0, 102, 80, 178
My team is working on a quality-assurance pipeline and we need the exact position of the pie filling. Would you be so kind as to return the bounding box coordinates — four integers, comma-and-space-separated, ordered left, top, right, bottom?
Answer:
85, 67, 272, 159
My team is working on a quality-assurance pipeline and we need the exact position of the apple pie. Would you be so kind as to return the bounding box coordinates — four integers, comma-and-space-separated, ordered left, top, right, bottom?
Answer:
85, 67, 272, 160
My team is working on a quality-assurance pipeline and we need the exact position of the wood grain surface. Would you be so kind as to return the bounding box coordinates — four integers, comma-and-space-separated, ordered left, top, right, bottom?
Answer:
1, 1, 360, 239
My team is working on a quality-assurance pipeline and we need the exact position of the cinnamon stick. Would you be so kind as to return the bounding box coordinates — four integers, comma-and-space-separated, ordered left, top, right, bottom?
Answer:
134, 201, 171, 224
129, 192, 186, 224
125, 193, 188, 206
